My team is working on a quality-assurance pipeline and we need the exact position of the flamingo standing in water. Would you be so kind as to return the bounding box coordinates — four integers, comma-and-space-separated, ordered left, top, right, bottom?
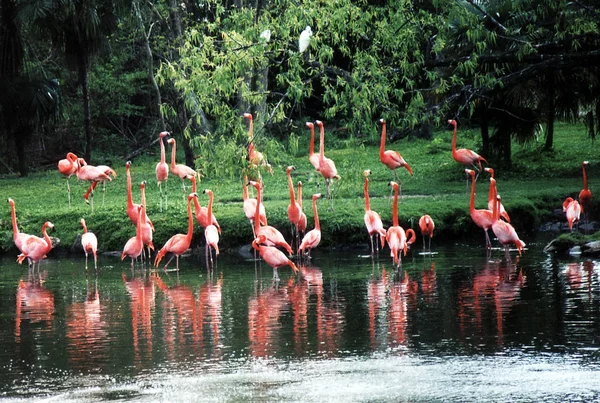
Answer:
252, 235, 298, 281
190, 175, 221, 233
242, 175, 267, 237
466, 169, 494, 248
386, 182, 416, 267
286, 166, 302, 249
203, 189, 220, 265
563, 197, 581, 231
139, 181, 155, 261
450, 119, 487, 187
379, 119, 413, 192
80, 218, 98, 270
298, 193, 322, 258
315, 120, 340, 209
418, 214, 435, 253
248, 180, 293, 255
167, 138, 198, 200
125, 161, 153, 230
77, 158, 114, 213
8, 198, 34, 263
297, 181, 307, 239
17, 221, 55, 270
154, 193, 197, 271
156, 131, 170, 211
363, 170, 386, 256
121, 206, 144, 268
484, 168, 510, 222
491, 194, 525, 257
58, 152, 79, 207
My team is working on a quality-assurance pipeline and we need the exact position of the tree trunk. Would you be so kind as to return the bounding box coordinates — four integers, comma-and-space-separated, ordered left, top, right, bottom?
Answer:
544, 75, 555, 151
78, 53, 92, 163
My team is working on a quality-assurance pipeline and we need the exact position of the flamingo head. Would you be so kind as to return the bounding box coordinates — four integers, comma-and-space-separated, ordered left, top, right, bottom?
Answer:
448, 119, 457, 127
312, 193, 322, 201
306, 122, 314, 129
388, 181, 399, 192
159, 131, 169, 138
125, 160, 131, 169
243, 113, 252, 121
140, 180, 146, 190
67, 152, 78, 161
297, 181, 302, 188
465, 168, 475, 179
583, 161, 589, 166
363, 169, 371, 178
188, 192, 198, 201
44, 221, 55, 230
484, 167, 494, 177
252, 235, 267, 251
248, 180, 260, 190
563, 197, 574, 212
379, 118, 385, 125
8, 198, 14, 206
203, 189, 212, 196
286, 165, 296, 174
77, 158, 87, 166
167, 138, 175, 145
80, 218, 86, 227
315, 120, 323, 128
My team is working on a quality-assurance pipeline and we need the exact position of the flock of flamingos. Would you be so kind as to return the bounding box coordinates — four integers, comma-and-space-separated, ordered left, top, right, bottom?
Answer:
7, 115, 592, 278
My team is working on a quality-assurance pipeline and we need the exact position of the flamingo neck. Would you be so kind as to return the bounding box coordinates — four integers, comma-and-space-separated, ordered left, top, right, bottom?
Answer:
406, 228, 416, 245
319, 125, 325, 161
126, 167, 133, 207
287, 171, 296, 204
297, 184, 303, 207
248, 119, 253, 139
583, 163, 589, 190
170, 141, 177, 170
136, 208, 143, 241
141, 188, 148, 223
469, 174, 476, 213
392, 187, 399, 227
242, 181, 249, 201
309, 126, 315, 157
254, 184, 262, 233
42, 224, 52, 251
451, 123, 458, 156
364, 178, 371, 211
9, 202, 19, 239
206, 192, 213, 219
313, 197, 320, 231
379, 122, 387, 157
160, 136, 166, 163
82, 222, 88, 234
186, 197, 194, 241
493, 197, 500, 222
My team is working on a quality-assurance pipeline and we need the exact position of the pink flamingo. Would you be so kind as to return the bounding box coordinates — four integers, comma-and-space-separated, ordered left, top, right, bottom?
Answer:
140, 181, 155, 261
156, 131, 170, 211
492, 194, 525, 256
450, 119, 487, 188
17, 221, 54, 270
190, 175, 221, 233
249, 180, 293, 255
386, 182, 416, 267
286, 166, 302, 248
125, 161, 153, 229
297, 181, 307, 237
315, 120, 340, 209
252, 235, 298, 281
379, 119, 413, 188
242, 175, 267, 237
306, 121, 320, 171
58, 152, 79, 207
80, 218, 98, 270
167, 138, 197, 199
418, 214, 435, 252
298, 193, 322, 257
363, 170, 386, 256
203, 189, 220, 265
154, 193, 197, 271
466, 168, 494, 248
121, 206, 144, 267
8, 198, 34, 260
563, 197, 581, 231
484, 167, 510, 222
579, 161, 592, 210
76, 158, 114, 213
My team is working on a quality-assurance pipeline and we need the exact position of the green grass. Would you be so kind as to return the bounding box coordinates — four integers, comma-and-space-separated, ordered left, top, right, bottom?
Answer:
1, 121, 596, 255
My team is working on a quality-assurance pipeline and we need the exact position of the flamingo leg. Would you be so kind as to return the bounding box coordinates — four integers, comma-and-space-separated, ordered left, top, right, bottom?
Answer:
102, 181, 106, 206
370, 234, 375, 256
94, 253, 98, 270
163, 254, 176, 272
484, 229, 491, 249
66, 178, 71, 208
85, 253, 89, 270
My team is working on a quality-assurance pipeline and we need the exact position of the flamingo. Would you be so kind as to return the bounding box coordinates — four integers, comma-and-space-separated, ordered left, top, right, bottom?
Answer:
298, 193, 322, 257
80, 218, 98, 270
58, 152, 79, 207
125, 161, 153, 230
418, 214, 435, 252
484, 167, 510, 222
190, 175, 221, 233
286, 166, 302, 248
315, 120, 340, 209
244, 113, 273, 178
252, 235, 298, 281
563, 197, 581, 231
579, 161, 592, 221
386, 182, 416, 267
139, 181, 155, 261
379, 119, 413, 190
121, 206, 144, 268
167, 138, 197, 199
449, 119, 487, 185
297, 181, 307, 238
154, 193, 197, 271
156, 131, 170, 211
76, 158, 113, 213
17, 221, 54, 270
8, 198, 35, 260
242, 175, 267, 237
306, 121, 320, 171
466, 169, 494, 249
203, 189, 220, 264
249, 180, 293, 255
491, 194, 525, 256
363, 170, 386, 256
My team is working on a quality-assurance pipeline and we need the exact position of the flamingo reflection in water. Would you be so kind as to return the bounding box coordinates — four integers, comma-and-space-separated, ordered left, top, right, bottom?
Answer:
368, 265, 389, 349
564, 261, 596, 299
386, 268, 418, 348
248, 281, 289, 358
122, 272, 155, 367
15, 272, 55, 342
287, 265, 323, 355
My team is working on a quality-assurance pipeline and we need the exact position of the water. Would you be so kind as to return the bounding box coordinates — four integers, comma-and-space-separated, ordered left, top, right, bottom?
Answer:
1, 237, 600, 402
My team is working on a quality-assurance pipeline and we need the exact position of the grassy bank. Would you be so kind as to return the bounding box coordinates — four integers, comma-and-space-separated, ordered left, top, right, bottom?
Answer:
1, 122, 596, 256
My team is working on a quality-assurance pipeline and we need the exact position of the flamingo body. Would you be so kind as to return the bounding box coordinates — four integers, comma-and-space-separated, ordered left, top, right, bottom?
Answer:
17, 222, 54, 267
298, 194, 322, 255
80, 218, 98, 269
449, 119, 487, 170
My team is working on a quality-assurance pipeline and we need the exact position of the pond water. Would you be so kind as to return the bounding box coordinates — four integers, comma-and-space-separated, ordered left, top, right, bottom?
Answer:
1, 236, 600, 402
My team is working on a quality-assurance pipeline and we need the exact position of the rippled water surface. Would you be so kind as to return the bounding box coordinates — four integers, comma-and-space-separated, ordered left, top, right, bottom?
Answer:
1, 238, 600, 401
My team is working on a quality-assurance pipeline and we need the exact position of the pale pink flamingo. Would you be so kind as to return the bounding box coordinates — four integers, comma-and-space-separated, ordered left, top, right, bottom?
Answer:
203, 189, 220, 265
252, 235, 298, 281
167, 138, 197, 199
17, 221, 54, 270
125, 161, 153, 230
242, 175, 267, 237
492, 194, 525, 256
140, 181, 155, 261
379, 119, 413, 190
563, 197, 581, 231
315, 120, 340, 209
466, 168, 494, 248
77, 158, 113, 213
484, 167, 510, 222
363, 170, 386, 256
298, 193, 322, 257
58, 152, 79, 207
190, 175, 221, 233
249, 180, 293, 255
121, 206, 144, 267
386, 182, 416, 267
297, 181, 307, 237
154, 193, 197, 271
418, 214, 435, 252
156, 131, 170, 211
80, 218, 98, 270
8, 198, 35, 261
286, 166, 302, 248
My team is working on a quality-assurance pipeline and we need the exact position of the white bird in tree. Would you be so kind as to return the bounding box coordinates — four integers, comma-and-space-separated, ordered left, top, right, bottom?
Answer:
299, 26, 312, 53
260, 29, 271, 42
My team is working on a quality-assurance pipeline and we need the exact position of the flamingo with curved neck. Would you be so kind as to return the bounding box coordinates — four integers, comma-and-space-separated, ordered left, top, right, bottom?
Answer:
58, 152, 79, 207
363, 170, 386, 255
203, 189, 220, 263
466, 169, 494, 248
379, 119, 413, 185
249, 180, 293, 255
17, 221, 55, 270
298, 193, 322, 257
